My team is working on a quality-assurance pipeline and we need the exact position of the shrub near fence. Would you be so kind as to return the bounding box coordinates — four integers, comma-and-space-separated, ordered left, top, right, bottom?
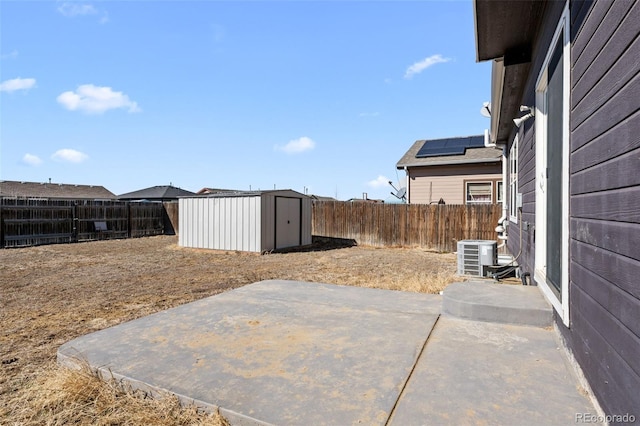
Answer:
0, 198, 165, 248
312, 201, 501, 252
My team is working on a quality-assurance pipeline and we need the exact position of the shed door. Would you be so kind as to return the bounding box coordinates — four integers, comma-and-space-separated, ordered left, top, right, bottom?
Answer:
275, 197, 301, 249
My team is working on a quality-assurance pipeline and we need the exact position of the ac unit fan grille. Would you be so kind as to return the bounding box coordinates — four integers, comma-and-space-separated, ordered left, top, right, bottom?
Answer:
456, 240, 497, 277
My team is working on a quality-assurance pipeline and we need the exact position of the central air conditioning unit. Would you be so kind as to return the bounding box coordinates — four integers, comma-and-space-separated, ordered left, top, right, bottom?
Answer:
457, 240, 497, 277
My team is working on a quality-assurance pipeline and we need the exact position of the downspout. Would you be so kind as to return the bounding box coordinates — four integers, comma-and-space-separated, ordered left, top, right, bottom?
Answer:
495, 146, 508, 249
484, 129, 508, 248
404, 166, 409, 204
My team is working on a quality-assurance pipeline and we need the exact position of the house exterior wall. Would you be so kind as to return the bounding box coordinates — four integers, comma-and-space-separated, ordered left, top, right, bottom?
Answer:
566, 0, 640, 415
506, 0, 640, 415
407, 163, 502, 204
505, 0, 566, 275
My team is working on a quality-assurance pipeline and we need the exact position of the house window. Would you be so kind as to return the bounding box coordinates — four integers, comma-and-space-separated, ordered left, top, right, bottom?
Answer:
534, 1, 570, 326
466, 182, 492, 204
497, 181, 504, 203
509, 136, 518, 222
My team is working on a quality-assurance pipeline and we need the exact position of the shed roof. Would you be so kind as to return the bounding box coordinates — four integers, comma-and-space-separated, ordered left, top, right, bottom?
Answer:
196, 187, 238, 195
309, 194, 337, 202
184, 189, 308, 199
118, 185, 195, 200
396, 136, 502, 169
0, 180, 116, 199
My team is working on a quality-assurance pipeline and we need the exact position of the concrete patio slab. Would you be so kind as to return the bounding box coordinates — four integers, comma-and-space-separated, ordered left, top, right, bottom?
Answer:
442, 281, 553, 327
388, 316, 598, 425
58, 280, 441, 426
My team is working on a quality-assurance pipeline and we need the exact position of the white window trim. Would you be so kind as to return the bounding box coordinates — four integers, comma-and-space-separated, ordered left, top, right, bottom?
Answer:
465, 181, 493, 204
509, 135, 519, 223
534, 0, 570, 327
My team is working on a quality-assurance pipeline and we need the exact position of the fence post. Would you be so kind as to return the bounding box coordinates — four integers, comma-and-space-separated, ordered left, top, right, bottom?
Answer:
127, 202, 132, 238
0, 199, 4, 249
72, 202, 78, 243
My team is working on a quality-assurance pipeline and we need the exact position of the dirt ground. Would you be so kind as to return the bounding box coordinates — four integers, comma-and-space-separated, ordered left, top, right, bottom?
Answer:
0, 235, 459, 424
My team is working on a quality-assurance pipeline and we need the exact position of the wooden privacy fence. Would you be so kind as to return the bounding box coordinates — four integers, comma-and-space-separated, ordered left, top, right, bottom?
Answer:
0, 198, 166, 248
312, 201, 502, 252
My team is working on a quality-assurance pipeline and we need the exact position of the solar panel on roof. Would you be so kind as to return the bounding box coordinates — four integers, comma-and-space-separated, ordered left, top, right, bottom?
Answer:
466, 136, 485, 147
416, 140, 465, 158
415, 136, 485, 158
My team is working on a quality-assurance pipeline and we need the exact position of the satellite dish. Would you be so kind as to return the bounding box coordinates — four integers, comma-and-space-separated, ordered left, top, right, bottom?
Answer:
388, 180, 407, 202
390, 187, 407, 201
396, 187, 407, 199
480, 102, 491, 118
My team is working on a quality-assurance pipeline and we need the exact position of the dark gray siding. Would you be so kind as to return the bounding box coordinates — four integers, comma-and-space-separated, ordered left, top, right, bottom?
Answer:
506, 0, 566, 276
506, 124, 536, 276
565, 0, 640, 417
505, 0, 640, 417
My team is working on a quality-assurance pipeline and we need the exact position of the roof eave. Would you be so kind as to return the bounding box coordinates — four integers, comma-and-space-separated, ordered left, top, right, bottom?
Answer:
475, 0, 546, 144
490, 59, 532, 145
397, 157, 502, 169
474, 0, 546, 62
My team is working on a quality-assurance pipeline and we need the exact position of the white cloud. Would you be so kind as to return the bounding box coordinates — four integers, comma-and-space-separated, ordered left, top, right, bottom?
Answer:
275, 136, 316, 154
368, 175, 390, 188
51, 149, 89, 164
57, 2, 97, 17
57, 2, 109, 23
23, 153, 43, 166
0, 77, 36, 93
1, 50, 18, 60
404, 54, 451, 79
57, 84, 141, 114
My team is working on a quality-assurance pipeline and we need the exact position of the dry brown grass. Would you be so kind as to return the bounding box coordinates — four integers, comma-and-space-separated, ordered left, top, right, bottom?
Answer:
12, 361, 228, 426
1, 236, 460, 425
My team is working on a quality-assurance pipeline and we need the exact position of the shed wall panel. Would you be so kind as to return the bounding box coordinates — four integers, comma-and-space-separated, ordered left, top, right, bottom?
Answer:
261, 194, 276, 251
202, 198, 209, 249
181, 198, 188, 247
301, 197, 312, 246
179, 196, 263, 252
178, 199, 185, 246
275, 197, 301, 249
250, 198, 259, 252
180, 191, 309, 252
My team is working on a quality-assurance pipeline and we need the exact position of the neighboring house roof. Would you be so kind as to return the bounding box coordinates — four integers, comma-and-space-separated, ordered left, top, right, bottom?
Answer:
0, 180, 116, 199
348, 198, 384, 203
117, 185, 195, 200
396, 135, 502, 169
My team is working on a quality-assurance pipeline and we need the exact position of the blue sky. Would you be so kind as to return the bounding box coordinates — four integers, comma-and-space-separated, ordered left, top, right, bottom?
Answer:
1, 0, 491, 200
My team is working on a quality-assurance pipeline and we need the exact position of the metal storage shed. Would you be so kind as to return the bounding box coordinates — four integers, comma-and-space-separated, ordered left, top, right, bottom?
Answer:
179, 190, 312, 252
